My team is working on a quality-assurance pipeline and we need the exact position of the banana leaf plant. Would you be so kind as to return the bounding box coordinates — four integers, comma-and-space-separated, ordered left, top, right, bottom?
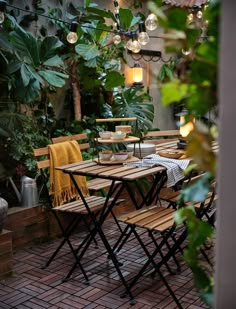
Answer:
0, 15, 68, 105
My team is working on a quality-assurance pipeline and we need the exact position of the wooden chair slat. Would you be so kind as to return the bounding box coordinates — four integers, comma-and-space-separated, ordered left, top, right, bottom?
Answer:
33, 147, 49, 157
37, 160, 50, 169
143, 130, 180, 138
96, 117, 137, 123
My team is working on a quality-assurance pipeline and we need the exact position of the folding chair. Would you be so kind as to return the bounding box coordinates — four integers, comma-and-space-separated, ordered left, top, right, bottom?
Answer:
52, 133, 123, 233
164, 173, 217, 227
113, 182, 217, 308
159, 172, 210, 209
116, 205, 185, 308
33, 144, 123, 282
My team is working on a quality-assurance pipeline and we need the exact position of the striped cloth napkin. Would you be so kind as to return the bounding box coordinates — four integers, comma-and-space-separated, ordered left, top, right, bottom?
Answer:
143, 154, 190, 187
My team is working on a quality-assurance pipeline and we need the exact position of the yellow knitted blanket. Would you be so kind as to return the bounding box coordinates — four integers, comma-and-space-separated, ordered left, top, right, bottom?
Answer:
48, 140, 89, 207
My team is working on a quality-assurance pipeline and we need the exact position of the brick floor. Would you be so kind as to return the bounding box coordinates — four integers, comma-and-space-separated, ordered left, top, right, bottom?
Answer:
0, 220, 213, 309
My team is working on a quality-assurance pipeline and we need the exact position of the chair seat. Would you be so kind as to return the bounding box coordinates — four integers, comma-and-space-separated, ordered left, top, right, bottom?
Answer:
87, 179, 121, 192
159, 187, 180, 201
118, 205, 175, 232
54, 195, 124, 215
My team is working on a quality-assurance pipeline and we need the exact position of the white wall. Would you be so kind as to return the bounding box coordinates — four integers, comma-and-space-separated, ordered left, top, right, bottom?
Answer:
215, 1, 236, 307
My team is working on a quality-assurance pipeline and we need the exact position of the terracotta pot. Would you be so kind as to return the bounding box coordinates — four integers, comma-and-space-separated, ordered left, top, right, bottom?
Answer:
0, 198, 8, 233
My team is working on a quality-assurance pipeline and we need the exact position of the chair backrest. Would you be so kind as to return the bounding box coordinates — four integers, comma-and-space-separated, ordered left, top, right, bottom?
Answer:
51, 133, 90, 151
33, 147, 50, 170
143, 130, 180, 145
34, 133, 90, 171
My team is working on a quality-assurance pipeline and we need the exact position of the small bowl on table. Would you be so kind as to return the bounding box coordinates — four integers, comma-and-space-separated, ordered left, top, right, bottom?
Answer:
126, 151, 133, 158
113, 152, 128, 161
99, 131, 111, 139
99, 150, 113, 161
111, 131, 126, 140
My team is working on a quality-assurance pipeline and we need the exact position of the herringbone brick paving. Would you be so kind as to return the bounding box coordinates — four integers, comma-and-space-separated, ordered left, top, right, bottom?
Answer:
0, 219, 212, 309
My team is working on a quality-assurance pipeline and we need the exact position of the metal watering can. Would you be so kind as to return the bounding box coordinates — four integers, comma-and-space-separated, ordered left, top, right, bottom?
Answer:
20, 176, 39, 208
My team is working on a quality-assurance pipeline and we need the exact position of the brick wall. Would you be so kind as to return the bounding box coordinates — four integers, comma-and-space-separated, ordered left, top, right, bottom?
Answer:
3, 206, 78, 249
0, 230, 13, 279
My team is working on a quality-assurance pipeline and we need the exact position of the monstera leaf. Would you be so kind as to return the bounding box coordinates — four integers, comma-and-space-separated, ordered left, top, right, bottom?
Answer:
112, 87, 154, 132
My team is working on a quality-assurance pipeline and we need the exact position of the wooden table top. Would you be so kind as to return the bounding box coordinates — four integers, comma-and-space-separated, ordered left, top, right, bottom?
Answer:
56, 159, 166, 181
56, 140, 218, 181
154, 140, 219, 157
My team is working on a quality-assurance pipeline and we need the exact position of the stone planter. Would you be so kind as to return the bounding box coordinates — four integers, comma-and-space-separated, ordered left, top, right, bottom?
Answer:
0, 198, 8, 233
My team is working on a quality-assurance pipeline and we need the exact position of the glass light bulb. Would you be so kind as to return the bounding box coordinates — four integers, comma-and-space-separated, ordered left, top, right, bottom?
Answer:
0, 12, 5, 24
182, 48, 192, 56
138, 32, 149, 46
145, 13, 158, 31
113, 34, 121, 45
187, 13, 194, 23
67, 32, 78, 44
114, 6, 119, 14
126, 39, 133, 51
131, 40, 141, 53
196, 10, 203, 19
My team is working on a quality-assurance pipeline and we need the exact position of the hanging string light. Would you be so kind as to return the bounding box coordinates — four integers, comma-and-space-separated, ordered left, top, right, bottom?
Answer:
0, 0, 208, 63
0, 0, 6, 24
126, 31, 141, 53
112, 0, 157, 53
145, 13, 158, 31
113, 0, 119, 14
66, 21, 78, 44
138, 21, 150, 46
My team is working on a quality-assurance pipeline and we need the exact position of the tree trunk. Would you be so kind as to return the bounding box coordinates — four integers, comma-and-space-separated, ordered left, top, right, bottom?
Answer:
71, 62, 81, 121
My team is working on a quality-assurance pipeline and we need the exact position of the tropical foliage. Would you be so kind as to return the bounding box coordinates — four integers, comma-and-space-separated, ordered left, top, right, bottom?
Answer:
148, 0, 219, 306
0, 1, 154, 185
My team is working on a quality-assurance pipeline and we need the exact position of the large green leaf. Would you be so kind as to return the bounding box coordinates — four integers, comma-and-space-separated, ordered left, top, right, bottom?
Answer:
15, 79, 41, 103
39, 69, 68, 87
189, 265, 211, 290
166, 8, 187, 31
104, 71, 125, 90
8, 60, 22, 74
86, 7, 114, 19
84, 57, 99, 68
182, 177, 210, 202
21, 63, 32, 86
40, 36, 64, 63
43, 55, 64, 67
0, 31, 13, 50
161, 79, 188, 105
112, 87, 154, 131
9, 25, 40, 67
119, 8, 139, 30
75, 43, 101, 60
